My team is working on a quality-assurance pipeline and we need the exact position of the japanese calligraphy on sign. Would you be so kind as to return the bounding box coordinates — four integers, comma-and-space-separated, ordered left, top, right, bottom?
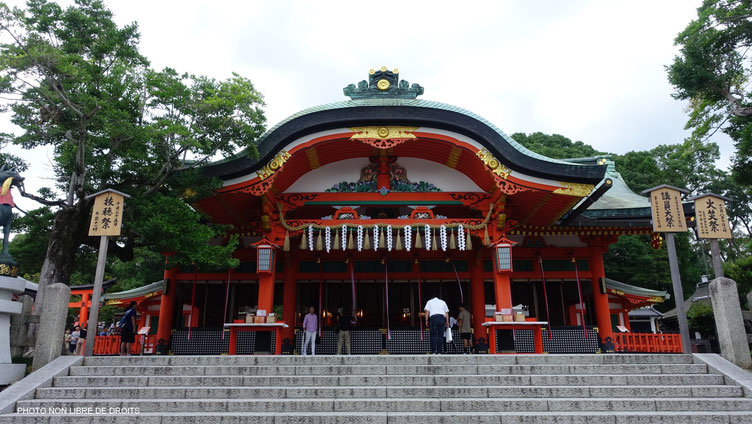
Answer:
694, 195, 732, 239
88, 191, 125, 236
649, 187, 687, 233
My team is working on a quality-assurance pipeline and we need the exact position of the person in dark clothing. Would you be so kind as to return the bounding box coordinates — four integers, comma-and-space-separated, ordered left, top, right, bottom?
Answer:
336, 309, 356, 355
424, 297, 449, 354
120, 301, 137, 356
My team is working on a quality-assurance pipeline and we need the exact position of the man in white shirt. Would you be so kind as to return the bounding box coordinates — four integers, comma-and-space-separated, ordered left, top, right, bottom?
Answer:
424, 297, 449, 354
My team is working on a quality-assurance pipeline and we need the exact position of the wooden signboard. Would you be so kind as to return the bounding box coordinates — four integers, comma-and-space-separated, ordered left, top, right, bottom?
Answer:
88, 191, 125, 236
694, 195, 732, 239
649, 187, 687, 233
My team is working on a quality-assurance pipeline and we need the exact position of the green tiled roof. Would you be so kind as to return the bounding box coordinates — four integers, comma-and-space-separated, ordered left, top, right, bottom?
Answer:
103, 280, 163, 301
216, 98, 587, 169
606, 277, 669, 300
562, 157, 651, 217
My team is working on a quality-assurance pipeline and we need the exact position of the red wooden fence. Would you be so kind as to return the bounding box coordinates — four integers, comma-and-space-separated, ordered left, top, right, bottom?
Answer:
614, 332, 682, 353
92, 335, 157, 355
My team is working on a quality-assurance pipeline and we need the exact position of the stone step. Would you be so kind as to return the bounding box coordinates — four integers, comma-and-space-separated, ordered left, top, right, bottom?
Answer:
66, 363, 709, 376
51, 373, 728, 387
3, 411, 752, 424
80, 353, 695, 367
15, 397, 752, 413
34, 384, 745, 400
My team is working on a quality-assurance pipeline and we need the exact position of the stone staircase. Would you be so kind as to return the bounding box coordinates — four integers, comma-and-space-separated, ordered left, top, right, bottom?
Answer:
2, 354, 752, 423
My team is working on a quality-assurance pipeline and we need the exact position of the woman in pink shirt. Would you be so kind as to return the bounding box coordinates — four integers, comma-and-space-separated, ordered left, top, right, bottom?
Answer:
301, 306, 317, 355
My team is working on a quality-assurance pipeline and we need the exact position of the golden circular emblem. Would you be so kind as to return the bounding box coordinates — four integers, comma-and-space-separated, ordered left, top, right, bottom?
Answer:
488, 159, 499, 170
380, 66, 387, 72
377, 127, 390, 138
377, 79, 390, 91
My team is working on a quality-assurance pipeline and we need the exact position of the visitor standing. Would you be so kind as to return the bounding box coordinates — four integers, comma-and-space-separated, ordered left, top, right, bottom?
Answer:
119, 301, 137, 356
63, 329, 72, 355
424, 296, 449, 354
457, 304, 473, 354
336, 309, 356, 355
69, 326, 80, 354
302, 306, 317, 355
75, 325, 87, 355
444, 315, 460, 354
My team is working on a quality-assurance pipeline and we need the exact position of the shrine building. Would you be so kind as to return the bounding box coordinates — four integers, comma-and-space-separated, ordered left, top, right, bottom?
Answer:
109, 68, 683, 355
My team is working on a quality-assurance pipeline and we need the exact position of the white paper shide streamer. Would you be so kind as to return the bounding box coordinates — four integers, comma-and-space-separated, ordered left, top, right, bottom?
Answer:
308, 225, 314, 251
424, 224, 431, 250
325, 226, 331, 253
373, 226, 380, 251
357, 225, 364, 251
458, 224, 466, 251
386, 225, 393, 251
440, 225, 447, 251
404, 225, 412, 252
341, 224, 348, 251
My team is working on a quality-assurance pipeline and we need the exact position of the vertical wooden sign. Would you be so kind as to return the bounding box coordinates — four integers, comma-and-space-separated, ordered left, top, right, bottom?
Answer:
642, 184, 690, 354
694, 194, 732, 239
84, 189, 129, 356
88, 191, 125, 236
649, 186, 687, 233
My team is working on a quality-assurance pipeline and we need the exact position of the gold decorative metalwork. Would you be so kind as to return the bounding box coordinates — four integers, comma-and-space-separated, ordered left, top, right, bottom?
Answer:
0, 263, 18, 277
257, 151, 291, 180
553, 182, 594, 197
648, 296, 665, 303
380, 66, 387, 72
476, 148, 510, 179
377, 79, 390, 91
349, 126, 418, 149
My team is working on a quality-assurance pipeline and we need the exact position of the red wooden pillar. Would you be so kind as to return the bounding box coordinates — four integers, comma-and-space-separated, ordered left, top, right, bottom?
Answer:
470, 251, 486, 344
258, 271, 276, 314
156, 254, 178, 343
492, 272, 512, 312
590, 246, 614, 349
137, 307, 147, 329
80, 293, 89, 328
281, 254, 297, 343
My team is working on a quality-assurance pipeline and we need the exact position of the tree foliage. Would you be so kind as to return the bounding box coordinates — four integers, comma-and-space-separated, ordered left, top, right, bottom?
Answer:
668, 0, 752, 185
510, 132, 602, 159
0, 0, 266, 296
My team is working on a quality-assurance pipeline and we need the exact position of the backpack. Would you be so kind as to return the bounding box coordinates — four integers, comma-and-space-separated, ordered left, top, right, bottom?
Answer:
119, 309, 131, 327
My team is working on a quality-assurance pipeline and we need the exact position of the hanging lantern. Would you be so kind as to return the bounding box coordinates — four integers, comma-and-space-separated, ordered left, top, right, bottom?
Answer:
250, 238, 278, 274
492, 236, 517, 273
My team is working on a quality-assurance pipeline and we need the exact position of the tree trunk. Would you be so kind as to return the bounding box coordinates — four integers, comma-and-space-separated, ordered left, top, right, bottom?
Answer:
33, 199, 92, 313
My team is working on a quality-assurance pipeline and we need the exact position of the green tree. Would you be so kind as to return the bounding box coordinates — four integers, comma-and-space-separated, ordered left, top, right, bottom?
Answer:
511, 132, 602, 159
0, 139, 26, 172
687, 302, 717, 338
667, 0, 752, 185
0, 0, 266, 307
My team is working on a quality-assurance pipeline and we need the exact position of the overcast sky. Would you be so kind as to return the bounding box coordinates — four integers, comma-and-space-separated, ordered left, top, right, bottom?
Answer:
3, 0, 728, 212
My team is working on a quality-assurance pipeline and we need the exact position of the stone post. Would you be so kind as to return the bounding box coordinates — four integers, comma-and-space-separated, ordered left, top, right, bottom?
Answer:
10, 294, 33, 358
32, 283, 70, 372
0, 275, 26, 384
709, 277, 752, 369
747, 291, 752, 311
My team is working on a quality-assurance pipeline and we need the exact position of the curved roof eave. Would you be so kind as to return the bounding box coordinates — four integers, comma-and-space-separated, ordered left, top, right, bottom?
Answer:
200, 99, 606, 184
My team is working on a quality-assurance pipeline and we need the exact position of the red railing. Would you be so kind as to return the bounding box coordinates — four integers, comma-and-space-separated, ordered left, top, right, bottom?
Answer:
92, 335, 157, 355
614, 333, 682, 353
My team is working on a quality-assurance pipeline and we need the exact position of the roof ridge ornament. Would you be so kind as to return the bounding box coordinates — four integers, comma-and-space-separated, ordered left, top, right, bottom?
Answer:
343, 66, 424, 100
